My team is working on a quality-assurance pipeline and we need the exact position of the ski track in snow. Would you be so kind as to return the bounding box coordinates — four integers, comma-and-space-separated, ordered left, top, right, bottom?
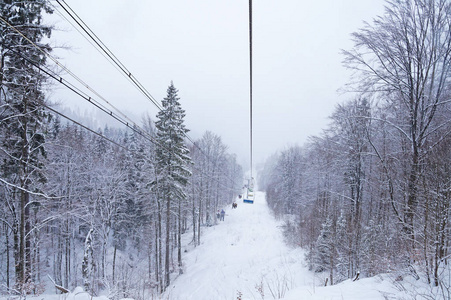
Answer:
0, 191, 424, 300
164, 191, 310, 300
163, 191, 408, 300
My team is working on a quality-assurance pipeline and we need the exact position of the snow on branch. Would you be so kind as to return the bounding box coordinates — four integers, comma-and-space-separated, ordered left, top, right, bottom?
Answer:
0, 177, 62, 199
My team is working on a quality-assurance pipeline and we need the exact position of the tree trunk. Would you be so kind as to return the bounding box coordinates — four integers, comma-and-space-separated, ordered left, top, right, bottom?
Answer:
178, 198, 183, 275
14, 101, 32, 289
71, 229, 77, 287
148, 239, 152, 282
112, 245, 117, 285
55, 235, 63, 287
198, 196, 202, 246
154, 220, 160, 293
404, 151, 419, 252
164, 193, 170, 290
192, 186, 196, 245
423, 184, 431, 284
65, 227, 70, 289
6, 224, 10, 290
19, 187, 31, 287
82, 229, 93, 293
35, 225, 41, 288
157, 199, 162, 292
14, 215, 20, 286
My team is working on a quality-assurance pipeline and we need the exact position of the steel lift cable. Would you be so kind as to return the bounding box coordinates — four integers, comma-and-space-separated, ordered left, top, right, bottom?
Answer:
50, 0, 239, 186
2, 6, 243, 189
249, 0, 253, 180
0, 15, 146, 137
52, 0, 163, 111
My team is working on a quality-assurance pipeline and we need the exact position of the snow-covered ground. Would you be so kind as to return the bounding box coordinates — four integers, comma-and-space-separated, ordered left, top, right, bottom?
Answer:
1, 191, 439, 300
163, 191, 438, 300
161, 191, 407, 300
163, 191, 308, 300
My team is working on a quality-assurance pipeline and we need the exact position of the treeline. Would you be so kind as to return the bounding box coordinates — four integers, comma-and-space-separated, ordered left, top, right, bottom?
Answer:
0, 1, 243, 298
0, 114, 242, 298
259, 0, 451, 290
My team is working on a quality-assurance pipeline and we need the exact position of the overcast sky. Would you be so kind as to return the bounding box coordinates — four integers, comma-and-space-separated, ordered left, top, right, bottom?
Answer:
47, 0, 386, 171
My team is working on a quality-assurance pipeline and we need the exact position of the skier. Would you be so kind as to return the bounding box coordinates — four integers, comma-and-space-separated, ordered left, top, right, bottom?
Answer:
220, 209, 225, 221
216, 210, 220, 220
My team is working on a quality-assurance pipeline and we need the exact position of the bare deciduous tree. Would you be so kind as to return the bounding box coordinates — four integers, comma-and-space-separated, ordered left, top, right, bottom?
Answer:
343, 0, 451, 253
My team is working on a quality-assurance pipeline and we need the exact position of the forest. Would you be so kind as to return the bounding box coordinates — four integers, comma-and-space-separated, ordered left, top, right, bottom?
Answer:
2, 0, 451, 299
259, 0, 451, 293
0, 1, 243, 298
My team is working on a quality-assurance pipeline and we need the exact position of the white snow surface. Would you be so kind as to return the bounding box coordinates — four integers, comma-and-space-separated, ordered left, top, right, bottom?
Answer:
162, 191, 441, 300
1, 191, 438, 300
164, 191, 306, 300
162, 191, 403, 300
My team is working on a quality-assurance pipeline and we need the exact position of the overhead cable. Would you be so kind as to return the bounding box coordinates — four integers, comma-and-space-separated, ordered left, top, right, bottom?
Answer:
5, 46, 164, 149
1, 13, 242, 192
249, 0, 254, 178
49, 0, 239, 185
52, 0, 163, 111
0, 14, 143, 137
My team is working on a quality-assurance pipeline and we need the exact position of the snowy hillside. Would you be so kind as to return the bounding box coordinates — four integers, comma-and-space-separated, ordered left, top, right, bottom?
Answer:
1, 191, 439, 300
163, 191, 307, 299
162, 191, 427, 300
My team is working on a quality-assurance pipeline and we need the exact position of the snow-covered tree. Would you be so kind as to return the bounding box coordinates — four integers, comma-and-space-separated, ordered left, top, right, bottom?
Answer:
0, 0, 53, 292
313, 217, 335, 285
343, 0, 451, 253
258, 0, 451, 291
153, 82, 192, 290
188, 131, 243, 246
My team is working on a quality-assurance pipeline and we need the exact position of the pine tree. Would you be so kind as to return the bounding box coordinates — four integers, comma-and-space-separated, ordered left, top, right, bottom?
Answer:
313, 217, 335, 284
0, 0, 52, 291
154, 82, 191, 290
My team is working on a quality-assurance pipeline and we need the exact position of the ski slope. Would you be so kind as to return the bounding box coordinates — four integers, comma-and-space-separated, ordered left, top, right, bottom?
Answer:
163, 191, 419, 300
163, 190, 307, 300
1, 191, 430, 300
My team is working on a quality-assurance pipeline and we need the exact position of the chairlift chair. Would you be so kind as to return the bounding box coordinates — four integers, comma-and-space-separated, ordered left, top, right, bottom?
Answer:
243, 188, 254, 204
